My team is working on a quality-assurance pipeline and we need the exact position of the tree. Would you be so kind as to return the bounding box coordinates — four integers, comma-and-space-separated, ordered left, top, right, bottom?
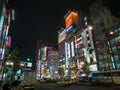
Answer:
7, 48, 21, 81
82, 61, 91, 80
58, 67, 64, 80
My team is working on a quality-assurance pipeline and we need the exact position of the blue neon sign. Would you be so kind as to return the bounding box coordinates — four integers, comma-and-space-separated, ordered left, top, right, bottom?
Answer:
66, 23, 76, 34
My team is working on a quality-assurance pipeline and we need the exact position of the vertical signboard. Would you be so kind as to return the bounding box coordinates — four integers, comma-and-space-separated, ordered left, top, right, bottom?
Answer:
65, 11, 78, 29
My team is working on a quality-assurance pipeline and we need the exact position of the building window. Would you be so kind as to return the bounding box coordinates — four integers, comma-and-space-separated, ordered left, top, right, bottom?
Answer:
90, 58, 93, 63
87, 37, 90, 40
86, 31, 89, 34
88, 43, 91, 47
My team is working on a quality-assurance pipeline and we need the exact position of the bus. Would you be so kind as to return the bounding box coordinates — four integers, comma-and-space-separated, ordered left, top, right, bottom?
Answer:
92, 69, 120, 85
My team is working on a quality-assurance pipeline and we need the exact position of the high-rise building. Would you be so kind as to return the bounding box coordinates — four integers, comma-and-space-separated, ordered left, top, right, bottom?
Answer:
0, 0, 14, 81
89, 0, 120, 71
47, 50, 59, 78
36, 41, 58, 79
58, 28, 66, 70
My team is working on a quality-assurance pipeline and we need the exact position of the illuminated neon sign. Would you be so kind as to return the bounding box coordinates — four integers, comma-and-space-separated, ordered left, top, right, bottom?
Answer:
65, 11, 78, 28
66, 24, 76, 33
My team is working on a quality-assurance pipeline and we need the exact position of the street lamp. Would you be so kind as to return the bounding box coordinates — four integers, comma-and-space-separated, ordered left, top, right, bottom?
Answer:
88, 25, 93, 30
106, 31, 116, 69
105, 31, 117, 86
109, 31, 114, 35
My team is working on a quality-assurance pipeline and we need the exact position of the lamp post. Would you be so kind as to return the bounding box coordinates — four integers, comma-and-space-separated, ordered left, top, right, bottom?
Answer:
106, 31, 116, 69
105, 31, 116, 86
88, 26, 93, 30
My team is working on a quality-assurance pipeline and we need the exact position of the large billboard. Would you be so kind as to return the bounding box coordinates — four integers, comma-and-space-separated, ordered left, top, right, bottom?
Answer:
5, 35, 11, 49
65, 11, 78, 29
58, 29, 66, 44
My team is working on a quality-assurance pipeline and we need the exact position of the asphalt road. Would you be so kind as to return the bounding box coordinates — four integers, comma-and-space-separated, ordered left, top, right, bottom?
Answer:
34, 82, 119, 90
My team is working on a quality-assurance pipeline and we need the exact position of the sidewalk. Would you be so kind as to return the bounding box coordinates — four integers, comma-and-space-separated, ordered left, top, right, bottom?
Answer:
0, 87, 2, 90
0, 85, 2, 90
0, 82, 3, 90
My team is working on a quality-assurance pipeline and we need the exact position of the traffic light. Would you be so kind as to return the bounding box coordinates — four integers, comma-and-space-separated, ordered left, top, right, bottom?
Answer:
27, 58, 30, 61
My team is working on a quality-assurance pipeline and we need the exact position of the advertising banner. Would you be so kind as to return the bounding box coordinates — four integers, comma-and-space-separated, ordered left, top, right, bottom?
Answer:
58, 29, 66, 44
65, 11, 78, 28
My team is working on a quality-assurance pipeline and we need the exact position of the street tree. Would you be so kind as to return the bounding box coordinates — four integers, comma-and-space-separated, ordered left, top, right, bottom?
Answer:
58, 67, 64, 80
8, 48, 21, 81
82, 61, 91, 80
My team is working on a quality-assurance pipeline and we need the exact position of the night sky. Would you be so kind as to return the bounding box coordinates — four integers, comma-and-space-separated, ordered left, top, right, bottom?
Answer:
8, 0, 120, 61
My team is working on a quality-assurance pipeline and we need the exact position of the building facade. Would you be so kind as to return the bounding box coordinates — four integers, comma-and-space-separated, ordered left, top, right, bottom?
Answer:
90, 0, 120, 71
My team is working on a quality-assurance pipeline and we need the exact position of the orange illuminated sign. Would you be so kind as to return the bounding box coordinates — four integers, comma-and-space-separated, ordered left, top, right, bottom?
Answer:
65, 12, 78, 28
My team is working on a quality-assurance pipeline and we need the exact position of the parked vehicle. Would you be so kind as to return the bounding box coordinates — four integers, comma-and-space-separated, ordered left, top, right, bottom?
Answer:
18, 71, 37, 89
56, 80, 72, 87
79, 76, 88, 82
92, 70, 120, 85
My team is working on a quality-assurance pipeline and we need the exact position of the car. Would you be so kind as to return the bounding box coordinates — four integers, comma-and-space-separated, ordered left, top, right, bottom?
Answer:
56, 80, 71, 87
64, 80, 72, 86
79, 77, 88, 82
56, 81, 65, 86
39, 79, 46, 83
